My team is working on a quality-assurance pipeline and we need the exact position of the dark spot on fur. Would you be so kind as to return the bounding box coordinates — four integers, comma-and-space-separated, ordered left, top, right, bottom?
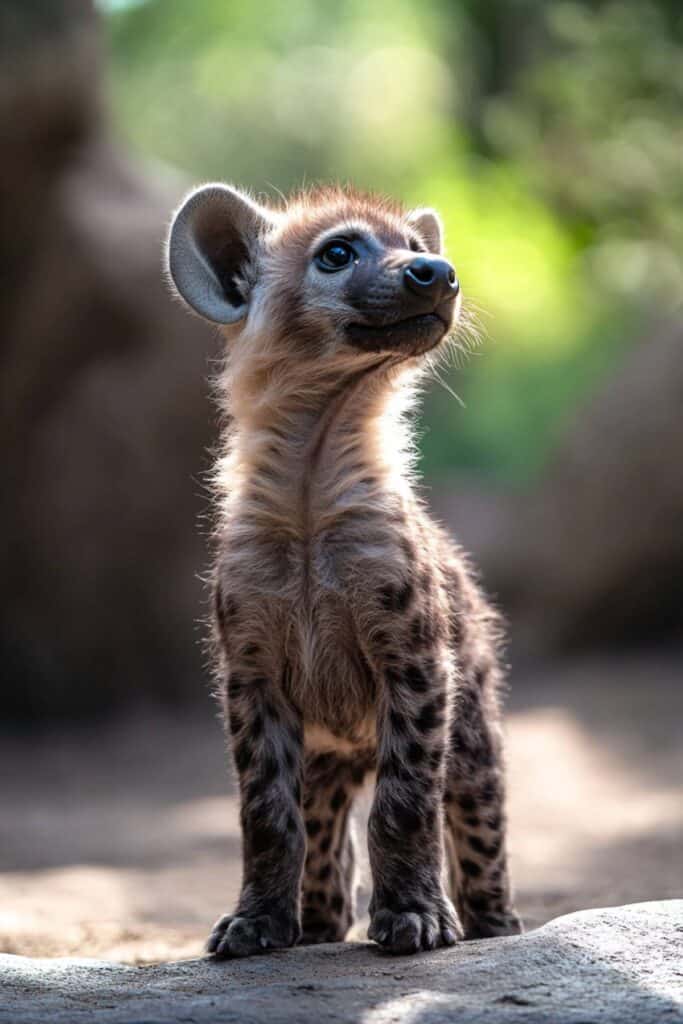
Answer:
351, 762, 367, 786
389, 709, 408, 734
373, 630, 390, 649
216, 590, 238, 630
488, 813, 502, 832
309, 749, 333, 770
227, 675, 243, 700
320, 835, 332, 854
306, 818, 321, 837
429, 749, 443, 771
382, 751, 412, 782
250, 713, 263, 741
460, 858, 483, 878
450, 610, 463, 646
318, 864, 331, 882
385, 666, 401, 689
480, 779, 498, 804
330, 786, 346, 812
380, 580, 414, 614
465, 815, 480, 828
468, 835, 487, 855
415, 700, 442, 733
331, 894, 344, 914
391, 799, 422, 833
404, 663, 430, 693
458, 793, 476, 813
407, 741, 425, 764
263, 698, 278, 719
485, 837, 502, 858
478, 739, 494, 768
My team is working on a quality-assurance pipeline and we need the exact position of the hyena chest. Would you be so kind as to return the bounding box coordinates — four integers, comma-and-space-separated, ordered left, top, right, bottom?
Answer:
289, 532, 386, 742
224, 520, 402, 745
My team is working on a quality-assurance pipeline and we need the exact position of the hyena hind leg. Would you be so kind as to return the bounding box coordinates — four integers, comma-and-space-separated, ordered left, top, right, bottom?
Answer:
444, 674, 522, 940
300, 751, 369, 944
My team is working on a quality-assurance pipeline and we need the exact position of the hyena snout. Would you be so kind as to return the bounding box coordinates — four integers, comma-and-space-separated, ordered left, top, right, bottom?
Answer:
403, 254, 459, 305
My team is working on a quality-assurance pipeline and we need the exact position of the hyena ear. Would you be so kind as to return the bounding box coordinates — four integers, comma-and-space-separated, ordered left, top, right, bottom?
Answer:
166, 183, 276, 324
406, 207, 444, 255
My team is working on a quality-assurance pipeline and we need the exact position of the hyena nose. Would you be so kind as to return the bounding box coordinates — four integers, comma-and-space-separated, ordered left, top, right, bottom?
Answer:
404, 256, 459, 303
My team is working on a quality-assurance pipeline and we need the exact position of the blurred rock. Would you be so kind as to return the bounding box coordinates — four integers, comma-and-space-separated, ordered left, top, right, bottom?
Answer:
0, 902, 681, 1023
433, 318, 683, 657
0, 2, 218, 717
500, 319, 683, 654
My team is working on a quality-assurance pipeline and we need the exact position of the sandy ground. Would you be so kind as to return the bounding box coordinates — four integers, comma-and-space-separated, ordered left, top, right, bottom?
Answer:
0, 652, 681, 964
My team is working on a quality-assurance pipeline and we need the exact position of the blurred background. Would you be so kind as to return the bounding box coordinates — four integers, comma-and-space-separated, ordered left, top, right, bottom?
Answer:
1, 0, 680, 962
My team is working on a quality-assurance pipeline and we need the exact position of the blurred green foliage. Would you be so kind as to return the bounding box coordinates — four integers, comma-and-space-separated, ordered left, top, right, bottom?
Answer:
102, 0, 683, 481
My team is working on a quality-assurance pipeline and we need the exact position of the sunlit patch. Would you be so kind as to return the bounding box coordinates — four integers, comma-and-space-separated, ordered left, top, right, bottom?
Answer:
506, 707, 682, 889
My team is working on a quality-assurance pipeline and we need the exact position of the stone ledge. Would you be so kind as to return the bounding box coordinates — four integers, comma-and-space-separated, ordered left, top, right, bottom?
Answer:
1, 901, 681, 1023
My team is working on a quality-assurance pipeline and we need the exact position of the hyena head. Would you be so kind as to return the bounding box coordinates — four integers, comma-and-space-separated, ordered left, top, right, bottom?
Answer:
166, 184, 461, 365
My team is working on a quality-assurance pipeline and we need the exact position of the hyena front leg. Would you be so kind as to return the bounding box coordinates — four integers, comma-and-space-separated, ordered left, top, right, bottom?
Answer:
444, 671, 522, 939
300, 752, 369, 944
208, 667, 305, 958
368, 647, 461, 954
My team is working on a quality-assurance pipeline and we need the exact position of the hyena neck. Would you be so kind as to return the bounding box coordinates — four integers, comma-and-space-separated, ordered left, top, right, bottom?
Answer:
216, 346, 421, 535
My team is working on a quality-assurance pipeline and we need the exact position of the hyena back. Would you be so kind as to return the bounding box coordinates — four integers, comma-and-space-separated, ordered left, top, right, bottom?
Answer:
166, 183, 522, 956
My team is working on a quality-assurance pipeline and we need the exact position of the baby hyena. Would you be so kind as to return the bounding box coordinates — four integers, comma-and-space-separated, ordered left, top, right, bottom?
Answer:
166, 183, 522, 957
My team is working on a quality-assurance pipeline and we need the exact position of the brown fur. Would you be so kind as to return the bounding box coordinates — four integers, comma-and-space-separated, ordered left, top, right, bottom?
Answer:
167, 183, 521, 956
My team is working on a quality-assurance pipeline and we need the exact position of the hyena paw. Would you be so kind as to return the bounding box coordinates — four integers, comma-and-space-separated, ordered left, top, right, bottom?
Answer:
368, 903, 462, 955
462, 906, 523, 940
207, 911, 301, 958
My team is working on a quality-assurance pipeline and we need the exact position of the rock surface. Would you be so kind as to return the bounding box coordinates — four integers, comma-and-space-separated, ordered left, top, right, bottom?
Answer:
0, 3, 218, 719
1, 902, 681, 1024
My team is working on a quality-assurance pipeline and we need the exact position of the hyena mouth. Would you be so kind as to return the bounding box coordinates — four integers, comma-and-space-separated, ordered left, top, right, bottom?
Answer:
345, 313, 448, 354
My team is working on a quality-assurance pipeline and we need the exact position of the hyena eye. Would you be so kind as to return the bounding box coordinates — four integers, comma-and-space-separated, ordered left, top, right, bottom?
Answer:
315, 239, 357, 272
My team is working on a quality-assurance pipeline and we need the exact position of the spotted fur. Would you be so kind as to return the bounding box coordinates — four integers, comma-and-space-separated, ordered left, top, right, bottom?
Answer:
167, 183, 521, 957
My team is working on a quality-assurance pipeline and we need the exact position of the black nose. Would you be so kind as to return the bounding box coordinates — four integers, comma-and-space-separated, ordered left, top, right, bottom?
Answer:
404, 255, 459, 303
